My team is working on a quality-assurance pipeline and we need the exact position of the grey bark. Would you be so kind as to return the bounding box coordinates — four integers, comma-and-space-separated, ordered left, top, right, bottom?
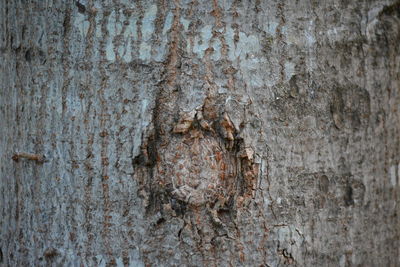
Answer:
1, 0, 399, 266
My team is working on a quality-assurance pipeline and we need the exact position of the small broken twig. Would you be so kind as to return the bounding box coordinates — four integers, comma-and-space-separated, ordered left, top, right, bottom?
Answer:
12, 152, 46, 163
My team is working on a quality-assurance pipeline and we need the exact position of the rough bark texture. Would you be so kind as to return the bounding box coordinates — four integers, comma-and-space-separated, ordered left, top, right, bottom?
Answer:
1, 0, 400, 266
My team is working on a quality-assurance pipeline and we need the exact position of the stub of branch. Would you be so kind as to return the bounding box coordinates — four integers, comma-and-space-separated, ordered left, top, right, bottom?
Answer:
12, 152, 46, 163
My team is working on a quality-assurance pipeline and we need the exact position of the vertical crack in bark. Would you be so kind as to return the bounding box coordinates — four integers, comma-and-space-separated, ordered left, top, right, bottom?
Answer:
61, 5, 72, 135
98, 9, 112, 261
276, 1, 286, 84
82, 1, 96, 261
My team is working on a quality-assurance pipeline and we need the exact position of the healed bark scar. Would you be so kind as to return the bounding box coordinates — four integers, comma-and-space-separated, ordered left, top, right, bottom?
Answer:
134, 103, 259, 217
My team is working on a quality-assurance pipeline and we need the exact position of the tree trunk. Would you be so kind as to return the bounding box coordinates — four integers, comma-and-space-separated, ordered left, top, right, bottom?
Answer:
1, 0, 399, 266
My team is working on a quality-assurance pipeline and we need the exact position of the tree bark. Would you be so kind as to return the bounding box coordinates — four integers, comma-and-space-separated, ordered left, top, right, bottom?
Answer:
1, 0, 399, 266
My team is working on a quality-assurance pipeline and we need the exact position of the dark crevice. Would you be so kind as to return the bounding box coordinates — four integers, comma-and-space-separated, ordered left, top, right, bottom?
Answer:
156, 217, 165, 225
379, 1, 400, 17
24, 48, 31, 62
170, 197, 187, 216
75, 1, 86, 14
344, 185, 354, 206
43, 248, 59, 259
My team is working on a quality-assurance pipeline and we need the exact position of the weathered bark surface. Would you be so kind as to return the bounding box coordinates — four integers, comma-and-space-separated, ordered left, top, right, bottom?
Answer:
1, 0, 399, 266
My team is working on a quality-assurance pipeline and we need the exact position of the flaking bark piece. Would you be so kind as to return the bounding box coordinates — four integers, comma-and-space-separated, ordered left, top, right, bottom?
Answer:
220, 113, 235, 141
173, 110, 197, 134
